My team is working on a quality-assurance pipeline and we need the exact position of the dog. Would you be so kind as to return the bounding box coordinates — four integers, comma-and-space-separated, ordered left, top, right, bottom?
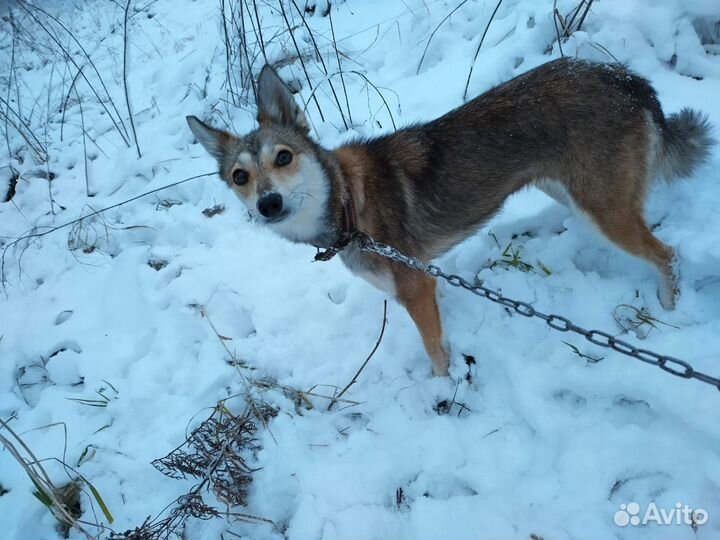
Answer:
187, 58, 713, 376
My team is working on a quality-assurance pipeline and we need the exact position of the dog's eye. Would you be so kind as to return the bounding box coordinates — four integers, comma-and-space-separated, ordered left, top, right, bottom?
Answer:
275, 149, 293, 167
232, 169, 249, 186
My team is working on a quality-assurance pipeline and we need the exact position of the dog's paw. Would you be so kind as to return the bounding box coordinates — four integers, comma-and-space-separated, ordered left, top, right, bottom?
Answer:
431, 363, 450, 377
657, 284, 678, 310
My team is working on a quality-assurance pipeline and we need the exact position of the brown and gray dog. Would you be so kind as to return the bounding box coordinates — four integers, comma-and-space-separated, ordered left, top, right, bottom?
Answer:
187, 58, 713, 376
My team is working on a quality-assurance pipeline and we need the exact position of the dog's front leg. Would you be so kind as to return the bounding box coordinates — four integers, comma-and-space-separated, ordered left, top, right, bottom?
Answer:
393, 266, 449, 376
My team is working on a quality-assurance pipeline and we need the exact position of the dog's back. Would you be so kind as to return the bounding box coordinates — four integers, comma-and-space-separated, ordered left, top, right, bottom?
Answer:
339, 59, 711, 302
341, 59, 713, 264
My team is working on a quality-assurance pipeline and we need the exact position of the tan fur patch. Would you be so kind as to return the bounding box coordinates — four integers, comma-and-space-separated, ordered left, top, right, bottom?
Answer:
394, 268, 449, 376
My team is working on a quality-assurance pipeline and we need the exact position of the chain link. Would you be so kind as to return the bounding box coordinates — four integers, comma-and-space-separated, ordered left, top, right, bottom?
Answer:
341, 232, 720, 391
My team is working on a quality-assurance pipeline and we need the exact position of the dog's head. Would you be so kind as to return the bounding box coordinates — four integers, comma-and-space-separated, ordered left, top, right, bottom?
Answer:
187, 66, 331, 243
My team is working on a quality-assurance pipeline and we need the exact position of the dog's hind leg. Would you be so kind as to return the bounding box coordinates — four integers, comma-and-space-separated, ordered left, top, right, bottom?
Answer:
566, 123, 679, 310
574, 196, 678, 310
394, 267, 450, 376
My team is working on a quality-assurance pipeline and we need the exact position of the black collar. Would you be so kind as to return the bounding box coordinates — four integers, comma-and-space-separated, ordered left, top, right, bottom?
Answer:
314, 189, 357, 262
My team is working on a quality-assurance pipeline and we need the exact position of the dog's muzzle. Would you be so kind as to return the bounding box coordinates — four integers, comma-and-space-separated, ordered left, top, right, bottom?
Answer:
257, 192, 285, 221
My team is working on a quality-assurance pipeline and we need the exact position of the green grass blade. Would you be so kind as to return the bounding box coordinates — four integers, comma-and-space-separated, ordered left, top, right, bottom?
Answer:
85, 479, 113, 524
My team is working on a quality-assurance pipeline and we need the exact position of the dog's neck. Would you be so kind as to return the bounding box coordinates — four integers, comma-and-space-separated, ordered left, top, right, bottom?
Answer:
340, 185, 357, 237
309, 146, 362, 248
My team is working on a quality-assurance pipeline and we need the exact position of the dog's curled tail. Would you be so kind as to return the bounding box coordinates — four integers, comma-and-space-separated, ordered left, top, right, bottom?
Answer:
657, 108, 714, 182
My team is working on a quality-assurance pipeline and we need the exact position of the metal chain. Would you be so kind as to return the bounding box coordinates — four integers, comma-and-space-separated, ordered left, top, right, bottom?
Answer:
344, 232, 720, 391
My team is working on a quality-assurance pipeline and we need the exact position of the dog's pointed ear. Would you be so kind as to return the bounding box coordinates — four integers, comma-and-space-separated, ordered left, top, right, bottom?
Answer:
256, 65, 309, 134
186, 115, 233, 160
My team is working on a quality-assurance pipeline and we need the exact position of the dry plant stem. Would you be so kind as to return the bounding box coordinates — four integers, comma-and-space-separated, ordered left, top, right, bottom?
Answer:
289, 0, 327, 68
227, 0, 243, 103
45, 64, 56, 215
417, 0, 469, 75
574, 0, 593, 32
589, 41, 619, 62
4, 28, 16, 159
554, 0, 595, 42
16, 0, 131, 147
3, 172, 216, 246
327, 3, 353, 126
200, 308, 361, 408
0, 96, 48, 161
252, 379, 360, 407
349, 70, 397, 130
10, 13, 24, 112
200, 307, 273, 435
27, 82, 45, 125
1, 171, 216, 286
19, 0, 131, 139
60, 66, 85, 142
328, 300, 388, 411
123, 0, 142, 158
276, 0, 326, 122
553, 1, 565, 57
250, 0, 267, 63
568, 0, 594, 34
463, 0, 504, 101
74, 83, 92, 197
150, 404, 277, 535
554, 2, 571, 37
0, 419, 97, 539
220, 0, 235, 105
238, 0, 257, 100
289, 0, 349, 129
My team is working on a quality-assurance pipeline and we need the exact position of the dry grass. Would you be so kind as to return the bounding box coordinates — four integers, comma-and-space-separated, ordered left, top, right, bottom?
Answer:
0, 418, 113, 539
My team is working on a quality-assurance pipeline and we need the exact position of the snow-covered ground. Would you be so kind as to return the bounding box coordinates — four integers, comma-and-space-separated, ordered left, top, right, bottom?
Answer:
1, 0, 719, 538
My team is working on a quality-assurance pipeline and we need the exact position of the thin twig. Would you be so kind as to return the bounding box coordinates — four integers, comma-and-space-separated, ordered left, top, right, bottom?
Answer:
463, 0, 504, 101
123, 0, 142, 158
237, 0, 257, 101
289, 0, 349, 129
276, 0, 325, 122
16, 0, 131, 147
4, 171, 215, 247
563, 0, 584, 34
73, 82, 92, 197
574, 0, 594, 34
0, 96, 48, 161
200, 307, 274, 438
555, 0, 595, 42
553, 1, 565, 58
238, 0, 258, 101
0, 418, 98, 539
4, 22, 16, 160
44, 63, 56, 215
588, 41, 619, 63
253, 380, 360, 407
417, 0, 469, 75
251, 0, 267, 63
328, 300, 388, 411
60, 66, 84, 142
349, 70, 397, 130
220, 0, 237, 106
327, 2, 353, 127
1, 172, 216, 286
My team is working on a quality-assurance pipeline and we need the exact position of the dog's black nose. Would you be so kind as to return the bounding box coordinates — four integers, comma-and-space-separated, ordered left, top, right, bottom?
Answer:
257, 192, 283, 218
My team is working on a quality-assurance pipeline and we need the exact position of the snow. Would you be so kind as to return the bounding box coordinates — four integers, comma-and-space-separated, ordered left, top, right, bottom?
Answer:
1, 0, 719, 539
